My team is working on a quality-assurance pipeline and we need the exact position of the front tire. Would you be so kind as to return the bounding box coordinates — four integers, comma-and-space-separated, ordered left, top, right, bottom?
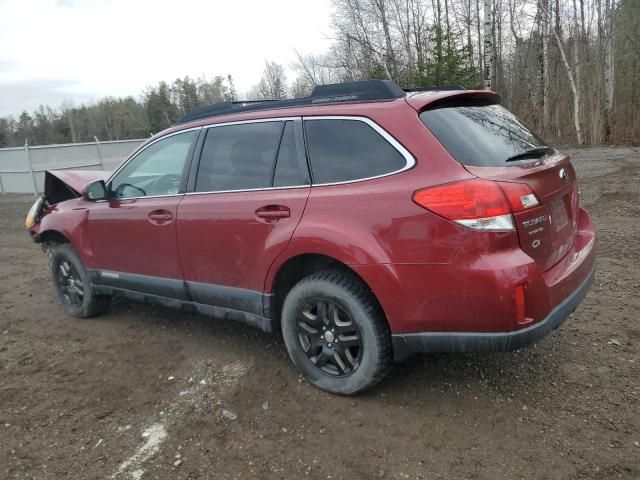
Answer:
281, 270, 391, 395
51, 244, 110, 318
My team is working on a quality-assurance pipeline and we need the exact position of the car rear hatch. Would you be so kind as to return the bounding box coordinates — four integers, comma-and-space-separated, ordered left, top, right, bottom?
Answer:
417, 94, 579, 271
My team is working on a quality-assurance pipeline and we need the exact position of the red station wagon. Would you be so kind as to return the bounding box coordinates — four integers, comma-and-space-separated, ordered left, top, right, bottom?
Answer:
26, 80, 596, 394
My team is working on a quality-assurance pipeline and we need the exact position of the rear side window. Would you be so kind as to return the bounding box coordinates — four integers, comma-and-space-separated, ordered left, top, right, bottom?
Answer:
196, 122, 283, 192
420, 103, 551, 166
304, 119, 407, 184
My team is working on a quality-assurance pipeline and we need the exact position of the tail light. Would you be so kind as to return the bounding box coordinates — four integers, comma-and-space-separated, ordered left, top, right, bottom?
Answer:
499, 182, 540, 212
413, 179, 539, 231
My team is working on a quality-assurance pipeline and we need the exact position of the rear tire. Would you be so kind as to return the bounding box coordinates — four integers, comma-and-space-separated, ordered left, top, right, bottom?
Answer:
281, 270, 391, 395
51, 244, 110, 318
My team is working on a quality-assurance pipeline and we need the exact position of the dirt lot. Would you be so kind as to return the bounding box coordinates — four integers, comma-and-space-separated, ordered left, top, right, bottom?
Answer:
1, 147, 639, 480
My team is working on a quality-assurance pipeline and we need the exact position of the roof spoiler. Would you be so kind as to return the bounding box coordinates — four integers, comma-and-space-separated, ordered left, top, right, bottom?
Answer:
406, 90, 502, 113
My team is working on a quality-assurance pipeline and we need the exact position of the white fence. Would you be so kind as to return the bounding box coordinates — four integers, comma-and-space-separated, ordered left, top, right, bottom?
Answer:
0, 138, 146, 194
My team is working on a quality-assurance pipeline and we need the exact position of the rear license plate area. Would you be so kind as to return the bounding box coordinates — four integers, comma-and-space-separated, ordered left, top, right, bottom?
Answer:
550, 197, 569, 232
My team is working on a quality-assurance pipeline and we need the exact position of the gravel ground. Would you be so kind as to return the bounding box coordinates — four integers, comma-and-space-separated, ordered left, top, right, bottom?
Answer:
0, 147, 639, 480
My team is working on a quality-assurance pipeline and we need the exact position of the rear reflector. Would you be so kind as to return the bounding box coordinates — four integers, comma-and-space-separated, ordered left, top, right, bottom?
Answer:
413, 179, 539, 231
515, 284, 526, 325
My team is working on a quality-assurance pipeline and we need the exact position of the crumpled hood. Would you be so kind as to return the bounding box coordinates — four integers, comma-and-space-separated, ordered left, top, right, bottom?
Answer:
44, 170, 110, 204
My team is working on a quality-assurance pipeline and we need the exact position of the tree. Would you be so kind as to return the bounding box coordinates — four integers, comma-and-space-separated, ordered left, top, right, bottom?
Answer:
254, 61, 288, 99
0, 0, 636, 147
483, 0, 493, 89
292, 50, 340, 87
144, 81, 177, 133
603, 0, 617, 142
290, 77, 313, 98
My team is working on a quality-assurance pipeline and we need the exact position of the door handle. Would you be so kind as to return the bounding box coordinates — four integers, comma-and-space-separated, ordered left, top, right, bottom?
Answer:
148, 209, 173, 225
255, 205, 290, 221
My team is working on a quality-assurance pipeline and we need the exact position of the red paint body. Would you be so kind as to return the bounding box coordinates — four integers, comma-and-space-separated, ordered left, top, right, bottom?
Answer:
31, 91, 596, 338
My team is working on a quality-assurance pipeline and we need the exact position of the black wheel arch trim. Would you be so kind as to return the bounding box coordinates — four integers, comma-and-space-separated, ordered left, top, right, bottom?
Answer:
392, 265, 596, 361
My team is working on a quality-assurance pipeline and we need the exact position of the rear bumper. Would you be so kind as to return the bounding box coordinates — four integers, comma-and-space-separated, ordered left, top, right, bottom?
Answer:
392, 264, 595, 360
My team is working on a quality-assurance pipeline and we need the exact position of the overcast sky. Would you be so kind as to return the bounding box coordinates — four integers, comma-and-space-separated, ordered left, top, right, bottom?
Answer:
0, 0, 334, 117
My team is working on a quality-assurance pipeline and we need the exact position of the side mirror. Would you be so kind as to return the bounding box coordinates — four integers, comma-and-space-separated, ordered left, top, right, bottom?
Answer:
83, 180, 107, 201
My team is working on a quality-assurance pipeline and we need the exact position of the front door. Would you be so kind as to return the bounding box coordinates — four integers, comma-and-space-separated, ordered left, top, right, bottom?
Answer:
177, 119, 310, 315
87, 129, 199, 298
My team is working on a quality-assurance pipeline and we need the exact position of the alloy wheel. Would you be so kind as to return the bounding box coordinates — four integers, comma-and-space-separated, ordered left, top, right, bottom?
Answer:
57, 260, 84, 307
296, 299, 363, 376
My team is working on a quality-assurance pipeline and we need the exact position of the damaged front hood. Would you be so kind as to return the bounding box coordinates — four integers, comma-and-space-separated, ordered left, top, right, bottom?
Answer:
45, 170, 110, 204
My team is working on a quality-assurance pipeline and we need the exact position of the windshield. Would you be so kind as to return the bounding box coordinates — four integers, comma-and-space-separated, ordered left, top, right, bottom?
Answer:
420, 103, 552, 166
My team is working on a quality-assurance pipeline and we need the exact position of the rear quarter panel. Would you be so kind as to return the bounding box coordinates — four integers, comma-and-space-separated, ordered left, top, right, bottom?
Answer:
265, 101, 474, 299
286, 101, 474, 263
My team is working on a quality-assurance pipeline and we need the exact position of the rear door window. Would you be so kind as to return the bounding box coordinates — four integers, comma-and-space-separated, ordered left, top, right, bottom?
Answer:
196, 122, 281, 192
195, 120, 309, 192
304, 118, 407, 184
420, 103, 552, 166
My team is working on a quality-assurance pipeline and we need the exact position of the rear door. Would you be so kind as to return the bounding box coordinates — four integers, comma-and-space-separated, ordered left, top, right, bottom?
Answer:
176, 118, 310, 315
420, 101, 578, 271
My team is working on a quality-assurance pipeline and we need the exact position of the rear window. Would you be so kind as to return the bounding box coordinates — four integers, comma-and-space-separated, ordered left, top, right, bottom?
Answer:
420, 103, 551, 166
304, 119, 407, 184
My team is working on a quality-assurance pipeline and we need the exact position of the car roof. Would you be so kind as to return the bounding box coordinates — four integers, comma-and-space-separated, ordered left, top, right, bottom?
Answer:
147, 82, 500, 144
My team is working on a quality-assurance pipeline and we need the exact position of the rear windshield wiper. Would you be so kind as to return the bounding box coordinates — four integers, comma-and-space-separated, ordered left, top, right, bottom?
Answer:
505, 146, 552, 162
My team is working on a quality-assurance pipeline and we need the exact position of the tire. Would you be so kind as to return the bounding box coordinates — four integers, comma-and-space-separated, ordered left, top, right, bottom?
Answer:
50, 244, 111, 318
281, 270, 392, 395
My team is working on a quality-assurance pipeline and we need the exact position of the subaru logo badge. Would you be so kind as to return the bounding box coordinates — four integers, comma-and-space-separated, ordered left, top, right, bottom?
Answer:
559, 168, 569, 183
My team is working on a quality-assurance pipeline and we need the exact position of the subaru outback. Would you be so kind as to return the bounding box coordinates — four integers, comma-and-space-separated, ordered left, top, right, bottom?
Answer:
26, 80, 595, 394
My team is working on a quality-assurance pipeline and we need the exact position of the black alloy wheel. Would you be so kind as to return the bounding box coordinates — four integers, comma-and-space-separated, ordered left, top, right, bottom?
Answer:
57, 259, 85, 308
297, 299, 363, 376
281, 270, 392, 395
50, 243, 111, 318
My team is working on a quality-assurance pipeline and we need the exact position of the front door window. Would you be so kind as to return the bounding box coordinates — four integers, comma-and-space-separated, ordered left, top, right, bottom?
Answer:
110, 130, 197, 199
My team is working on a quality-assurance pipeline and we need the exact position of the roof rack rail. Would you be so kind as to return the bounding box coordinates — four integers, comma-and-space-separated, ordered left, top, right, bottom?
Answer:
404, 85, 466, 92
176, 80, 406, 124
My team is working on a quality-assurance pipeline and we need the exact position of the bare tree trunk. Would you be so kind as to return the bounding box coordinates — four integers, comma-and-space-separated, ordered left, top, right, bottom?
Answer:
548, 10, 585, 144
483, 0, 493, 88
373, 0, 398, 80
391, 0, 415, 78
466, 0, 474, 68
68, 113, 77, 143
533, 4, 543, 117
444, 0, 452, 52
409, 0, 426, 73
508, 0, 525, 103
476, 0, 484, 86
541, 0, 550, 128
603, 0, 616, 142
572, 0, 583, 142
495, 0, 503, 89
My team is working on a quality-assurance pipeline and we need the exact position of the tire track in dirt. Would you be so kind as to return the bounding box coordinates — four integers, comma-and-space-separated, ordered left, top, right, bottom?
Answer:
111, 360, 251, 480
